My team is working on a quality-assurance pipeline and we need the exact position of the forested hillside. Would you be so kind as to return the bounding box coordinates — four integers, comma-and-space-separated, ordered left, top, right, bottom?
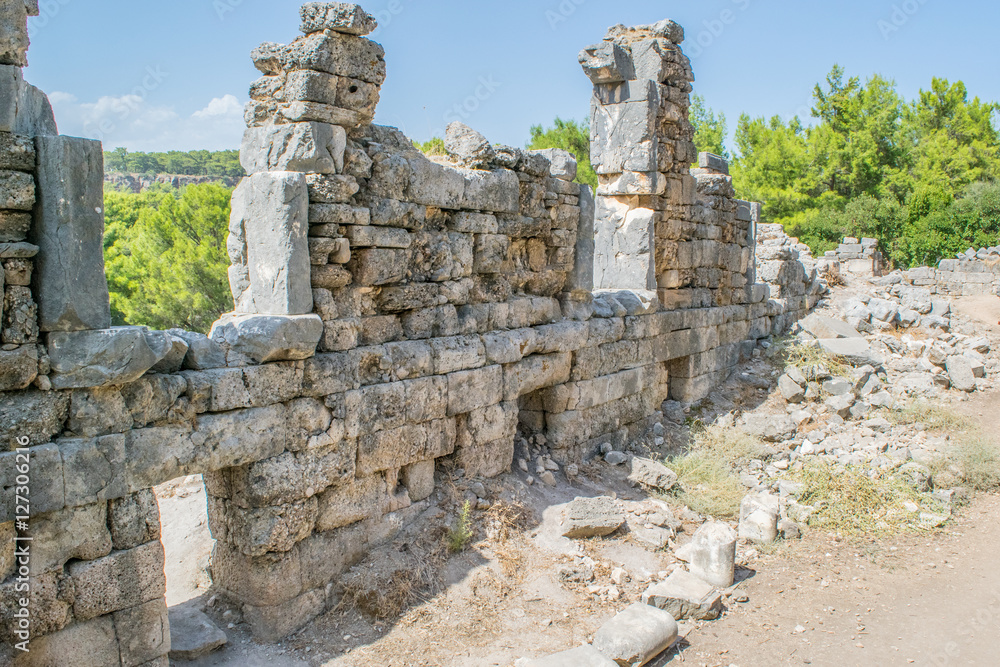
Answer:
104, 148, 244, 177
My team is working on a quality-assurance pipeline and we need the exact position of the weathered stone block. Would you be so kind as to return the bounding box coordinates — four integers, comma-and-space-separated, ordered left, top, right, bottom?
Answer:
112, 598, 171, 667
503, 352, 572, 400
430, 335, 486, 374
8, 615, 121, 667
0, 209, 30, 242
348, 248, 409, 285
60, 434, 130, 507
28, 503, 112, 574
47, 328, 165, 391
0, 444, 62, 522
194, 405, 287, 473
344, 381, 406, 437
212, 541, 302, 606
240, 121, 346, 175
211, 313, 322, 363
460, 168, 519, 214
241, 588, 326, 643
229, 172, 313, 316
69, 541, 166, 620
315, 474, 388, 531
253, 30, 387, 85
0, 389, 67, 450
401, 459, 435, 502
0, 1, 29, 67
579, 42, 635, 84
108, 489, 161, 551
447, 365, 502, 416
31, 135, 110, 331
0, 131, 34, 171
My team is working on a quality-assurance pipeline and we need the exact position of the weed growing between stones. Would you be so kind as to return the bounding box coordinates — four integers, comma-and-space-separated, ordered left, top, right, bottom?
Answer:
949, 433, 1000, 492
666, 425, 764, 519
882, 400, 973, 432
448, 500, 475, 553
483, 501, 532, 579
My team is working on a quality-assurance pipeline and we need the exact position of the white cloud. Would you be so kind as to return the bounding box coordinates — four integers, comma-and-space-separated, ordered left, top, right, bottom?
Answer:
48, 91, 246, 152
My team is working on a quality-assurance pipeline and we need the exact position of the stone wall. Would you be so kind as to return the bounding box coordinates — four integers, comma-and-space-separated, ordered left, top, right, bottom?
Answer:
904, 246, 1000, 297
0, 4, 827, 662
823, 236, 886, 278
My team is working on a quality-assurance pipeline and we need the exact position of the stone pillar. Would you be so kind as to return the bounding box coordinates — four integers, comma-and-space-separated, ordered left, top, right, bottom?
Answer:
206, 1, 384, 639
32, 135, 111, 332
580, 20, 696, 303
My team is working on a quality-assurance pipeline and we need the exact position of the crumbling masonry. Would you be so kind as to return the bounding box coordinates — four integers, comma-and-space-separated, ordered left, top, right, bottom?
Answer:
0, 3, 826, 663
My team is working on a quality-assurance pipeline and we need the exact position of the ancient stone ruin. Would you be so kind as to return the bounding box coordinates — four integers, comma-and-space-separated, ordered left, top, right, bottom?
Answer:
0, 3, 830, 663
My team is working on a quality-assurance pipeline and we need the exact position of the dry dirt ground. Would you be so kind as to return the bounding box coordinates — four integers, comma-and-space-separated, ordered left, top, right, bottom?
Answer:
161, 296, 1000, 667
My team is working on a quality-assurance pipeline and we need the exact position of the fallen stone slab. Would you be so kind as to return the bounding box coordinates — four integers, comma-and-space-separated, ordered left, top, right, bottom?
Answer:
818, 338, 883, 367
800, 313, 863, 340
778, 374, 805, 403
47, 327, 168, 390
562, 496, 625, 539
945, 355, 976, 393
517, 645, 617, 667
210, 313, 323, 363
642, 569, 723, 620
299, 2, 377, 36
592, 603, 678, 667
628, 457, 677, 490
168, 605, 228, 660
674, 521, 736, 588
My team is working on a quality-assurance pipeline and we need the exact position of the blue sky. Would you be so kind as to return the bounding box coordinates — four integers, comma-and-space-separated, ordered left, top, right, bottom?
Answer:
21, 0, 1000, 153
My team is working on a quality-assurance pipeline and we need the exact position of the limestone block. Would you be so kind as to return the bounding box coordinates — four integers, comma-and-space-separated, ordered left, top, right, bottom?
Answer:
594, 202, 655, 291
60, 434, 129, 507
591, 603, 678, 667
0, 170, 33, 209
348, 248, 408, 285
215, 497, 318, 557
108, 490, 161, 551
121, 374, 188, 429
447, 365, 502, 416
148, 333, 189, 374
356, 418, 456, 476
277, 100, 366, 128
229, 172, 313, 316
675, 521, 736, 588
67, 386, 132, 437
240, 122, 346, 175
48, 327, 167, 390
283, 69, 340, 106
520, 645, 618, 667
0, 210, 30, 242
241, 588, 326, 643
0, 388, 67, 449
531, 148, 577, 181
445, 122, 495, 169
254, 30, 386, 84
300, 2, 377, 36
210, 313, 322, 363
315, 474, 388, 530
302, 351, 358, 396
305, 172, 359, 203
451, 212, 498, 234
166, 606, 228, 661
401, 459, 435, 503
459, 168, 520, 214
578, 42, 635, 84
69, 541, 166, 620
591, 98, 658, 174
0, 65, 57, 136
0, 0, 28, 66
430, 335, 486, 374
403, 375, 448, 422
343, 225, 410, 249
0, 444, 62, 522
211, 541, 302, 607
0, 131, 34, 171
344, 380, 407, 437
32, 135, 110, 332
112, 598, 171, 667
502, 352, 572, 400
166, 329, 226, 370
738, 491, 780, 543
641, 569, 723, 621
407, 155, 466, 209
8, 616, 121, 667
194, 405, 287, 474
473, 233, 511, 274
28, 503, 112, 574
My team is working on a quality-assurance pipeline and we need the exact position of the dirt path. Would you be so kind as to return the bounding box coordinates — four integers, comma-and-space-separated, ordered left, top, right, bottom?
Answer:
686, 391, 1000, 667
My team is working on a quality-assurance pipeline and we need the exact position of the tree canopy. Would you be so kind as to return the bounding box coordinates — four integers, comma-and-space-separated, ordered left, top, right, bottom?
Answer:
527, 117, 597, 188
104, 148, 244, 178
104, 183, 234, 333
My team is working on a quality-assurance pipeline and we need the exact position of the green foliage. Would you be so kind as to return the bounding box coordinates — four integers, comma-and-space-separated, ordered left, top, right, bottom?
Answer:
527, 117, 597, 189
730, 65, 1000, 267
104, 184, 234, 333
690, 94, 729, 159
447, 501, 475, 553
414, 137, 447, 156
667, 424, 763, 519
104, 148, 244, 177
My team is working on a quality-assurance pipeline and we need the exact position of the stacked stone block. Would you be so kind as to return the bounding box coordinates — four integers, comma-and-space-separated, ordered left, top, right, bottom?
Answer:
755, 223, 827, 334
824, 236, 885, 277
904, 247, 1000, 297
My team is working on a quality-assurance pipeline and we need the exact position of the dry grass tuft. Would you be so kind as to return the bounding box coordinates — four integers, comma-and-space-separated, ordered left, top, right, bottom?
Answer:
483, 501, 533, 579
779, 339, 852, 378
948, 433, 1000, 492
883, 400, 973, 432
667, 424, 764, 519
